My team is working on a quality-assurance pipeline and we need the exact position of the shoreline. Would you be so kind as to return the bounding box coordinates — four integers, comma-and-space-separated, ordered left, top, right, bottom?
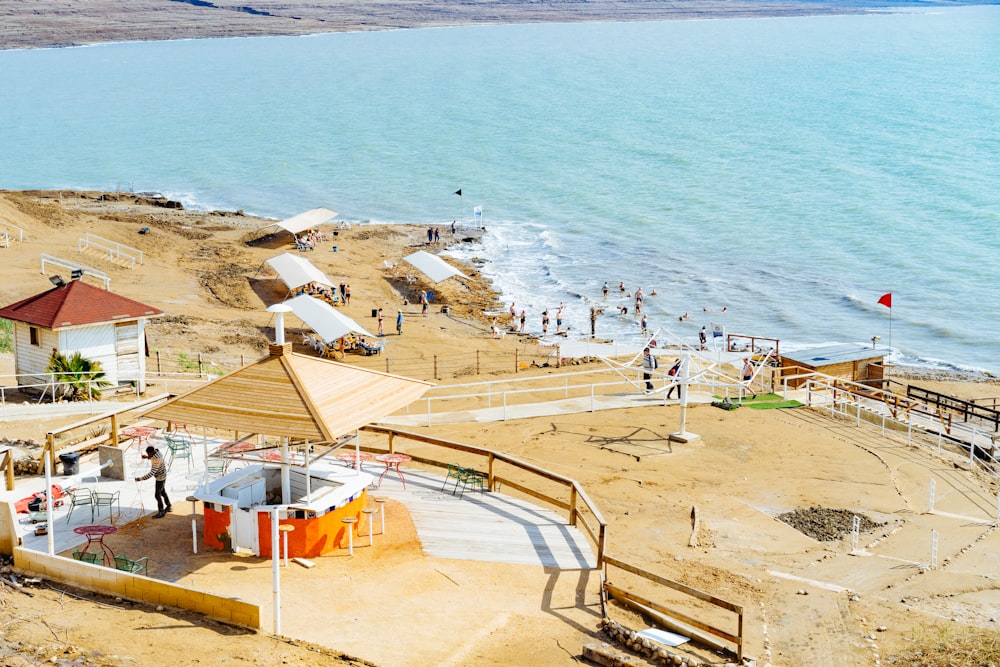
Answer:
3, 188, 996, 386
0, 1, 968, 51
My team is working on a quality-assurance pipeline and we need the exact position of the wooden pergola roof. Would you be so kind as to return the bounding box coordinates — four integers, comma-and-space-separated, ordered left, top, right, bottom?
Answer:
142, 343, 432, 441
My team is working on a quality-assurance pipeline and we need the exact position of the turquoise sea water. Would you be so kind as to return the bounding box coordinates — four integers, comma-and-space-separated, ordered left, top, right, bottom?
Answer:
1, 7, 998, 372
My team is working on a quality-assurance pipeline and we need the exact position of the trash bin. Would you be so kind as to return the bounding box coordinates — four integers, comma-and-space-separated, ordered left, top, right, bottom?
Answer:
59, 452, 80, 476
371, 308, 378, 318
426, 291, 434, 303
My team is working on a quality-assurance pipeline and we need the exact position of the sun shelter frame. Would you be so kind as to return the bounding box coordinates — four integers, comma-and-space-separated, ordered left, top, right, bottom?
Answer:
263, 253, 335, 292
283, 294, 375, 343
402, 250, 468, 284
255, 207, 338, 237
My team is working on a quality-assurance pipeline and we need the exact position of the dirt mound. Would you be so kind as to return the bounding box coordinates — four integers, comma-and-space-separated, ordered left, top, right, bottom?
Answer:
777, 507, 884, 541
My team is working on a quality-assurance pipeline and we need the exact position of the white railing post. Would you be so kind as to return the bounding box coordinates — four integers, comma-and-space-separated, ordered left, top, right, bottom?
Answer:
503, 392, 507, 421
927, 478, 936, 513
426, 398, 432, 427
930, 529, 938, 570
590, 385, 595, 412
857, 395, 862, 426
970, 427, 977, 468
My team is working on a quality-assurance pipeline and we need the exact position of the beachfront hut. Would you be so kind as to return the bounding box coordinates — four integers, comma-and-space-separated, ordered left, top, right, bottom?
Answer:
139, 341, 431, 557
0, 278, 163, 394
779, 343, 888, 388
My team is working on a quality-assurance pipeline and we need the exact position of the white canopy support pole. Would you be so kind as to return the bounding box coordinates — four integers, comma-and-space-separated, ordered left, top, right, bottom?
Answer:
271, 508, 281, 635
670, 353, 700, 444
201, 426, 209, 488
354, 429, 361, 477
44, 455, 54, 555
305, 442, 312, 504
281, 437, 291, 505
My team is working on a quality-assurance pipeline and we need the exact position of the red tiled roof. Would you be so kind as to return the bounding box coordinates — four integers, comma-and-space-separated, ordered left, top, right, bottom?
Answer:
0, 280, 163, 329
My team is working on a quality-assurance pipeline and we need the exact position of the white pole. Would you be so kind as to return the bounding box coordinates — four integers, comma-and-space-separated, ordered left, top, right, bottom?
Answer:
305, 443, 312, 504
927, 478, 936, 513
271, 509, 281, 635
44, 455, 54, 556
678, 354, 690, 435
280, 437, 290, 505
930, 529, 938, 570
970, 428, 978, 468
354, 430, 360, 478
191, 518, 198, 554
851, 515, 860, 553
283, 530, 289, 568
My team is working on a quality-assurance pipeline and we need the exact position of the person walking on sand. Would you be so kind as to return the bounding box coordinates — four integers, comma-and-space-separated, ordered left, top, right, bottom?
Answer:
642, 347, 658, 393
519, 309, 526, 333
699, 326, 708, 350
135, 446, 170, 518
377, 308, 385, 336
344, 284, 351, 305
541, 310, 550, 335
396, 309, 404, 335
420, 290, 428, 316
666, 358, 681, 399
742, 358, 757, 397
509, 302, 516, 322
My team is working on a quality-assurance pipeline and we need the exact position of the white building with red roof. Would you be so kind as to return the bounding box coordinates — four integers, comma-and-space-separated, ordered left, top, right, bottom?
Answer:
0, 278, 163, 393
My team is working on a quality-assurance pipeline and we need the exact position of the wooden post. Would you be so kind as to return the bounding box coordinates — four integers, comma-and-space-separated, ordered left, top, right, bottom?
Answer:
569, 485, 578, 526
156, 350, 161, 374
198, 353, 204, 377
515, 348, 519, 374
385, 355, 390, 373
111, 412, 120, 447
2, 451, 13, 491
433, 355, 438, 380
487, 452, 495, 492
388, 432, 395, 454
241, 354, 245, 366
46, 432, 56, 475
476, 349, 480, 376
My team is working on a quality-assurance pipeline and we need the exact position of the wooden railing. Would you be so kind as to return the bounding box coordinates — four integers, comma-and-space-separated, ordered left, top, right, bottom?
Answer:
908, 385, 1000, 431
361, 425, 607, 567
603, 555, 744, 661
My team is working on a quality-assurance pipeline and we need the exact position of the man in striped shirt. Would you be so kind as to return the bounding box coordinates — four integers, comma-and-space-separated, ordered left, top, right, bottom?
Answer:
135, 446, 171, 518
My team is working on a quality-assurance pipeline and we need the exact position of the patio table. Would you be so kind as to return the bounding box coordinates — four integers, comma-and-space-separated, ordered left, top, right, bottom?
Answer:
374, 453, 412, 489
73, 524, 117, 566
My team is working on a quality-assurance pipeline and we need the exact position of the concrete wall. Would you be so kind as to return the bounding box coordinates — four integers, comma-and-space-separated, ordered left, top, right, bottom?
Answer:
12, 547, 261, 629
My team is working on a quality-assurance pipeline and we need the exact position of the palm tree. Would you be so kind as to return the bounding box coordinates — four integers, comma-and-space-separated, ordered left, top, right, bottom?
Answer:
46, 350, 111, 401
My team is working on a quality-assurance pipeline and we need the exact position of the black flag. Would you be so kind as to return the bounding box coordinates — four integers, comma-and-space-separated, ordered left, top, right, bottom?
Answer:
454, 189, 462, 196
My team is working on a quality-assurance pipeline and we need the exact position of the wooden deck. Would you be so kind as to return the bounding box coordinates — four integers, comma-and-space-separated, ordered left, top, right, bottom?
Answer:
373, 469, 597, 570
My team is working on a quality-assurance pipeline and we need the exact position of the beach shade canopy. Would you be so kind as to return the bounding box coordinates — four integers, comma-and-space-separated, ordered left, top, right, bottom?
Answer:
402, 250, 468, 283
257, 207, 338, 236
141, 343, 433, 442
284, 294, 375, 342
264, 253, 334, 290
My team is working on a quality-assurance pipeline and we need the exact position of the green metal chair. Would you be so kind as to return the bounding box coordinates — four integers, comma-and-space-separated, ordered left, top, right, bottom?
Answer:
65, 487, 95, 523
71, 549, 101, 564
113, 553, 149, 576
93, 490, 121, 518
163, 433, 194, 472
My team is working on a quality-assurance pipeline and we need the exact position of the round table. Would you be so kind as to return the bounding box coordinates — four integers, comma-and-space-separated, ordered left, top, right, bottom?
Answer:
335, 451, 373, 469
72, 525, 117, 566
121, 425, 157, 449
374, 453, 412, 489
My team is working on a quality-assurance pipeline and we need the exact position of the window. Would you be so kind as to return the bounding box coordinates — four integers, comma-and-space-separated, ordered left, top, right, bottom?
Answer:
29, 327, 39, 346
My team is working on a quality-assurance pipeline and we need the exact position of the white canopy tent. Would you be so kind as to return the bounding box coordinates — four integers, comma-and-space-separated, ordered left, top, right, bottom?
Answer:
264, 253, 334, 290
284, 294, 375, 343
257, 207, 338, 236
402, 250, 468, 283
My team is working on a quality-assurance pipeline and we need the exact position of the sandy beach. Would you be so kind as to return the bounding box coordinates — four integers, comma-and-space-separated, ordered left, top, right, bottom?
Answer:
0, 190, 998, 666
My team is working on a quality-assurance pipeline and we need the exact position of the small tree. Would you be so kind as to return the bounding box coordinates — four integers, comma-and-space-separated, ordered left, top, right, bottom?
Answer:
47, 350, 111, 401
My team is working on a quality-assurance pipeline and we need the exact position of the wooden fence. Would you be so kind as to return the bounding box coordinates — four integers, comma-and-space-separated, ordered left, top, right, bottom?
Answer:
603, 555, 744, 661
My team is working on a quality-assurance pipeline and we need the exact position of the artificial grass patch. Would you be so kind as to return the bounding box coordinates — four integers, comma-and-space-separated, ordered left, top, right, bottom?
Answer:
712, 393, 804, 410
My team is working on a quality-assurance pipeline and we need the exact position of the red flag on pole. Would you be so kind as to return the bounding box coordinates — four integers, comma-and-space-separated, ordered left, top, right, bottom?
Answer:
877, 293, 892, 308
